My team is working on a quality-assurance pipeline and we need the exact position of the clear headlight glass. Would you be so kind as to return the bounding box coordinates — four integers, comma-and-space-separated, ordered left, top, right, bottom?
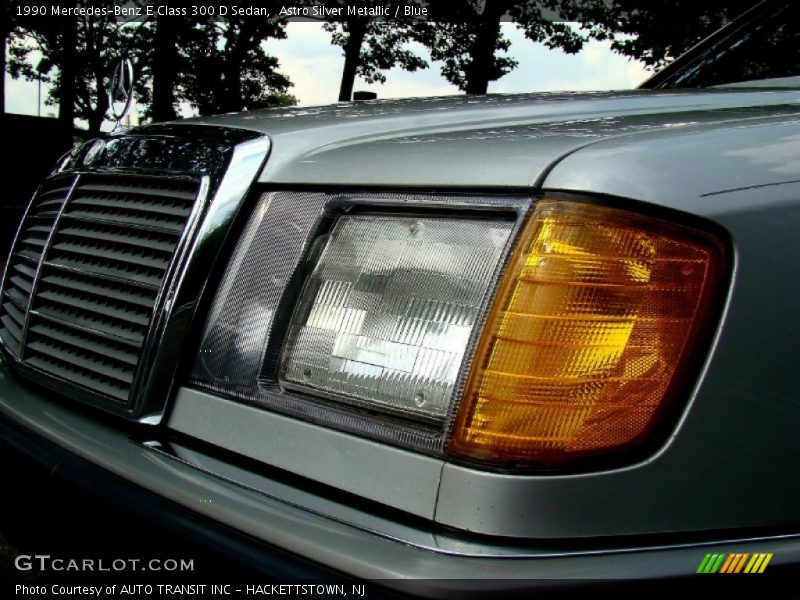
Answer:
280, 214, 513, 424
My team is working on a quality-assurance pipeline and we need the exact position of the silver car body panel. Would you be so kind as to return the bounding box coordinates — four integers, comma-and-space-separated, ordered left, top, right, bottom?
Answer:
182, 89, 800, 190
169, 387, 445, 519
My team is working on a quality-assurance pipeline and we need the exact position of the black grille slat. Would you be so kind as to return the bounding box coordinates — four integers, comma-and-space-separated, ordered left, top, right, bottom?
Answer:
35, 186, 72, 201
32, 310, 141, 349
77, 183, 198, 202
1, 301, 24, 347
25, 355, 130, 402
58, 225, 178, 253
2, 301, 25, 325
26, 340, 135, 384
62, 212, 185, 236
50, 240, 171, 271
0, 326, 21, 355
0, 172, 199, 409
4, 276, 33, 331
35, 289, 151, 327
8, 275, 33, 295
0, 302, 25, 354
1, 315, 22, 343
13, 262, 37, 279
70, 196, 193, 219
2, 299, 23, 323
28, 209, 60, 219
29, 322, 139, 367
28, 194, 68, 218
4, 286, 29, 309
36, 197, 69, 210
40, 272, 157, 308
21, 235, 47, 249
45, 255, 164, 289
43, 260, 160, 292
36, 298, 147, 346
15, 249, 41, 263
26, 224, 54, 235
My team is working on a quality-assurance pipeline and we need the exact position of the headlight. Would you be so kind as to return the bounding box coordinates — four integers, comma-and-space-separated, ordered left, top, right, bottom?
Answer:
190, 192, 728, 470
279, 213, 512, 424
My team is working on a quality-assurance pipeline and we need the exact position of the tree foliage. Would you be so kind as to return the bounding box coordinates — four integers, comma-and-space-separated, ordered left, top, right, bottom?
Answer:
6, 2, 296, 128
557, 0, 755, 69
0, 1, 17, 113
422, 0, 586, 94
170, 16, 296, 115
9, 7, 131, 132
323, 2, 427, 101
1, 0, 762, 127
143, 12, 184, 122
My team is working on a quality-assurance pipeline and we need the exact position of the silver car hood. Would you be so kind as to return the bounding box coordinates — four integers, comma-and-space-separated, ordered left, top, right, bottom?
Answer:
183, 89, 800, 189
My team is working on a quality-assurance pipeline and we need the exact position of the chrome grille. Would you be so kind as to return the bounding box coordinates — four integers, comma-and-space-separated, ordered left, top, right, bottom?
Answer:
0, 173, 200, 407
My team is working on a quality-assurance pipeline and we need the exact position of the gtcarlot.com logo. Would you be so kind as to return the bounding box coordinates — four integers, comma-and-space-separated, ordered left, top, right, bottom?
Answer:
696, 553, 773, 574
14, 554, 194, 573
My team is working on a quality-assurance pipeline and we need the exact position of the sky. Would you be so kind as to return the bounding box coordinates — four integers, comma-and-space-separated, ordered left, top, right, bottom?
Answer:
4, 22, 651, 126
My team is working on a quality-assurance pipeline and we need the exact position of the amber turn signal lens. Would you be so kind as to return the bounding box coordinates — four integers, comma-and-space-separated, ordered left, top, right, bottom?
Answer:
448, 199, 727, 467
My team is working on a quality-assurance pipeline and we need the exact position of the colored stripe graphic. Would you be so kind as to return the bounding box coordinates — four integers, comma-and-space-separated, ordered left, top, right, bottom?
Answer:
696, 554, 712, 573
697, 552, 773, 574
697, 553, 726, 573
743, 553, 773, 574
733, 553, 749, 573
719, 553, 736, 573
734, 554, 750, 573
710, 553, 726, 573
744, 554, 760, 574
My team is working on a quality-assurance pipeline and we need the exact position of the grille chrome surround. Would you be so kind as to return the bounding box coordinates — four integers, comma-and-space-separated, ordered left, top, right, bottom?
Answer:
0, 173, 202, 408
0, 126, 269, 422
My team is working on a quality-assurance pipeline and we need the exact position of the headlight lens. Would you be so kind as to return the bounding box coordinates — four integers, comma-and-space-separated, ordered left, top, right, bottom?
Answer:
280, 214, 513, 423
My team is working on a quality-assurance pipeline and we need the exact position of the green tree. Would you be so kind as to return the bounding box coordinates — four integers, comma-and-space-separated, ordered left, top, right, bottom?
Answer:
556, 0, 755, 69
0, 2, 16, 113
323, 2, 428, 102
9, 6, 131, 132
9, 4, 297, 130
124, 7, 185, 123
177, 17, 296, 115
150, 12, 180, 122
422, 0, 586, 94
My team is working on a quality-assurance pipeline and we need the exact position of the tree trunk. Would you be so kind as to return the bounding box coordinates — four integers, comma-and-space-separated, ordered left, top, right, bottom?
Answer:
0, 24, 7, 114
88, 27, 108, 135
151, 14, 178, 122
219, 23, 245, 113
59, 16, 77, 128
88, 85, 108, 134
464, 0, 506, 95
223, 56, 243, 112
87, 110, 103, 134
88, 80, 106, 134
338, 18, 367, 102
